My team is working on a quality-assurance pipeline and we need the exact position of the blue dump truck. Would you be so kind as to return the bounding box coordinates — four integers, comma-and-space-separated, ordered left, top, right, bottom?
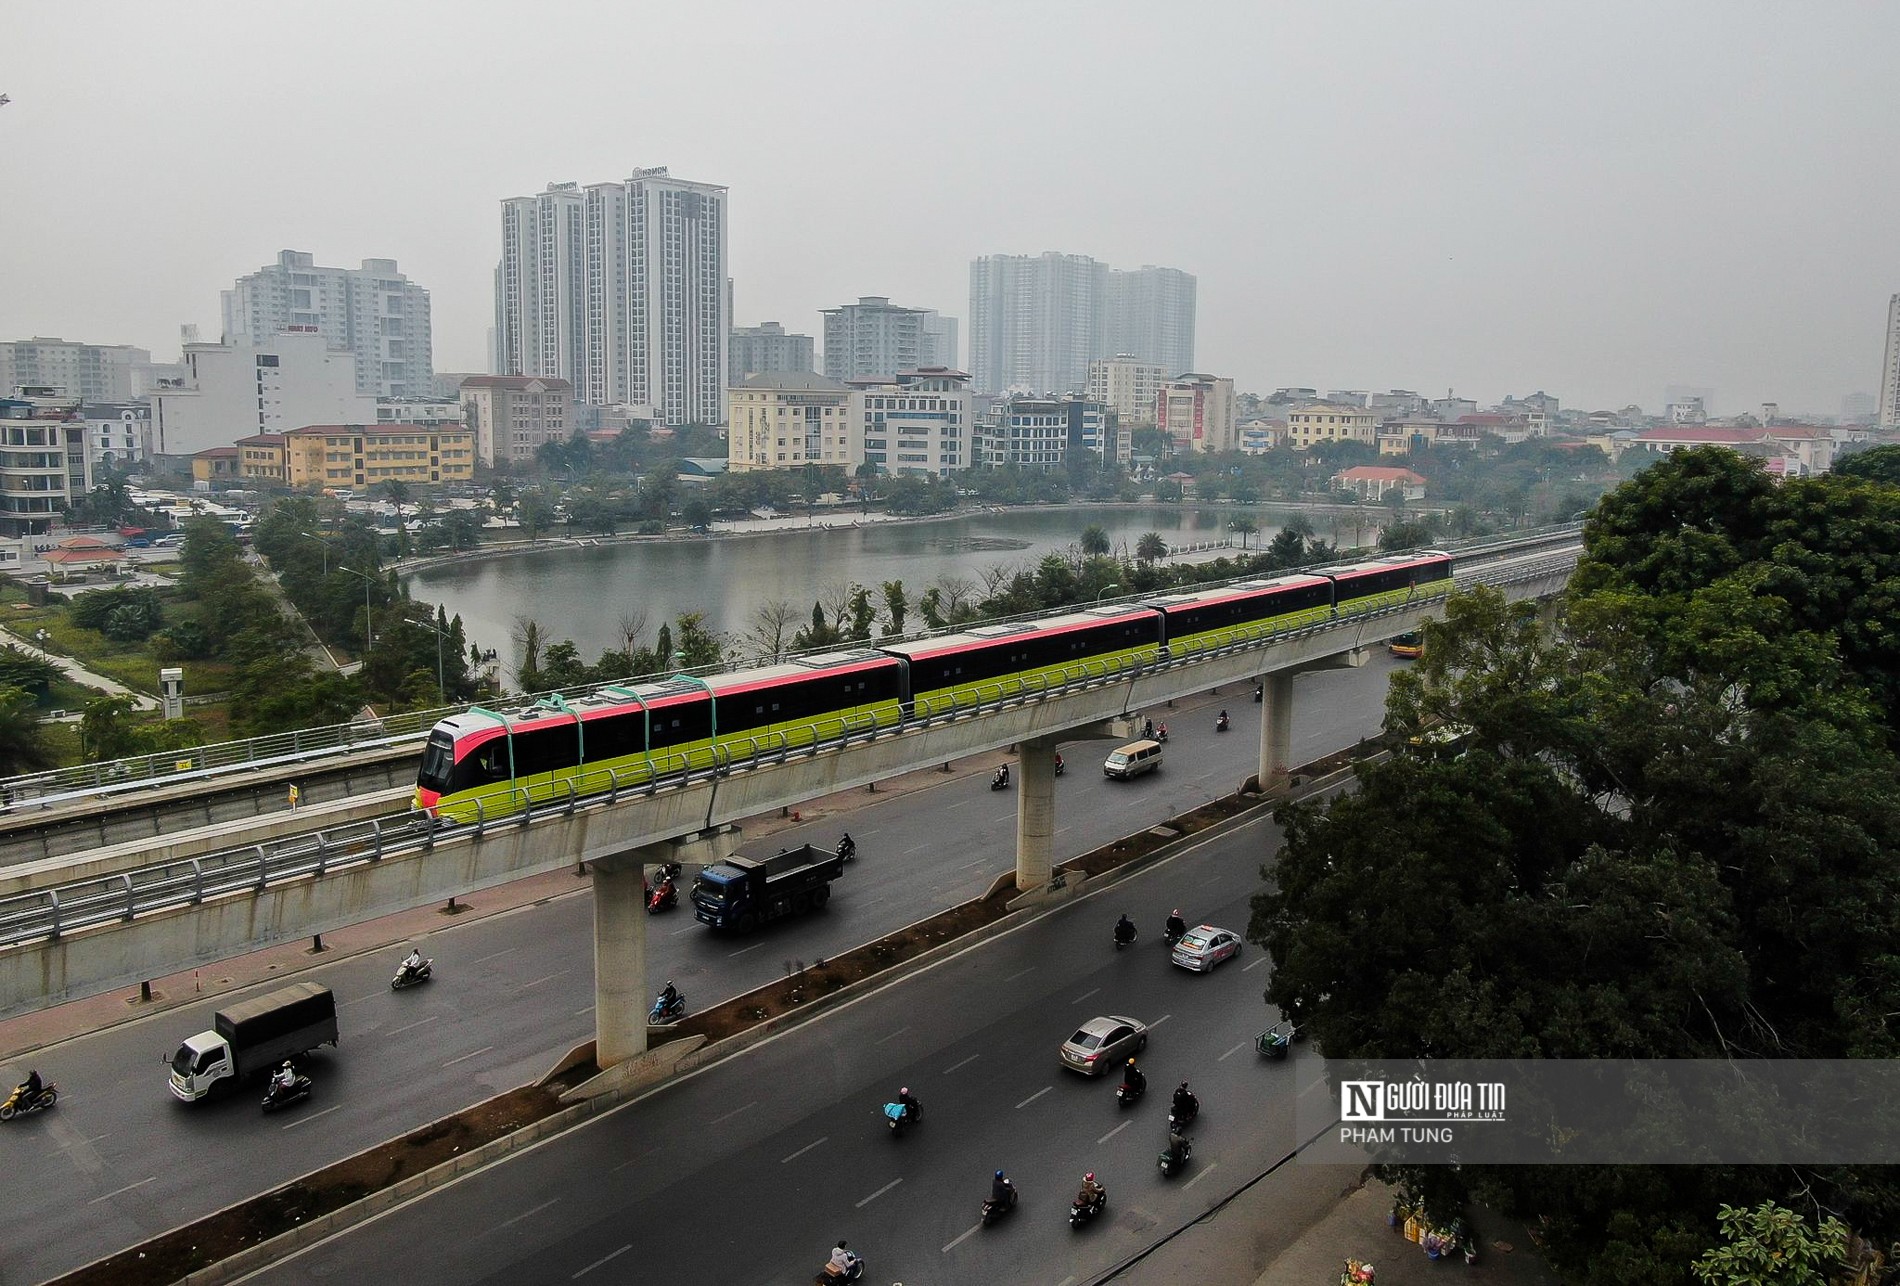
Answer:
168, 981, 339, 1101
691, 844, 845, 932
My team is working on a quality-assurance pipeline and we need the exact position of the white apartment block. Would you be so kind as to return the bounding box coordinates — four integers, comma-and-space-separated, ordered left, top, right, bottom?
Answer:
1881, 294, 1900, 428
0, 338, 151, 403
1284, 400, 1379, 451
1106, 266, 1195, 379
727, 372, 855, 473
852, 368, 972, 477
822, 298, 957, 381
0, 394, 94, 538
973, 394, 1116, 469
148, 332, 377, 459
968, 253, 1195, 396
222, 250, 434, 399
1158, 374, 1237, 454
81, 402, 150, 468
731, 322, 815, 378
376, 398, 466, 426
497, 168, 729, 426
1088, 355, 1167, 429
457, 375, 573, 468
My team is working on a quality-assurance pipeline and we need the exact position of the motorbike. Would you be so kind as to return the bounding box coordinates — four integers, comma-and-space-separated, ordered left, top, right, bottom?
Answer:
1116, 1079, 1145, 1108
981, 1181, 1019, 1226
1253, 684, 1264, 703
815, 1251, 865, 1283
1114, 924, 1138, 951
391, 957, 433, 990
1069, 1187, 1108, 1229
989, 769, 1011, 791
1215, 713, 1231, 733
836, 837, 856, 863
1163, 923, 1186, 950
649, 989, 687, 1025
1158, 1136, 1193, 1178
1156, 726, 1169, 743
883, 1099, 920, 1136
647, 880, 678, 913
261, 1072, 313, 1114
1168, 1098, 1200, 1132
0, 1081, 58, 1121
1054, 755, 1065, 776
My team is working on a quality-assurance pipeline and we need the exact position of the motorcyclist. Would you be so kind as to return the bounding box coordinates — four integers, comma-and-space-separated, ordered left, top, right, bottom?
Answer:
1078, 1171, 1105, 1208
1121, 1057, 1146, 1096
1114, 913, 1137, 945
401, 946, 424, 976
827, 1239, 857, 1273
990, 1169, 1014, 1205
15, 1068, 42, 1101
1165, 909, 1187, 942
837, 832, 855, 861
897, 1086, 920, 1123
1143, 718, 1155, 740
1172, 1081, 1199, 1120
1157, 721, 1169, 742
1254, 682, 1264, 702
1216, 709, 1230, 730
1054, 752, 1064, 773
652, 872, 676, 902
272, 1061, 298, 1096
657, 980, 681, 1013
1165, 1128, 1190, 1166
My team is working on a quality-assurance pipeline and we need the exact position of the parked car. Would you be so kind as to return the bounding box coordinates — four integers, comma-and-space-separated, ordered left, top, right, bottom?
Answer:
1170, 925, 1243, 973
1061, 1015, 1149, 1075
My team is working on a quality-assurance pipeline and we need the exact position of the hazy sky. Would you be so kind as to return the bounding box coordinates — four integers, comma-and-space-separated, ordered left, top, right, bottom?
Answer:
4, 1, 1896, 415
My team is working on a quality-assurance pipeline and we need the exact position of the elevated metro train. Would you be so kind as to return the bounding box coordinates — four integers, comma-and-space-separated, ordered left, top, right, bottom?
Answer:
413, 550, 1454, 821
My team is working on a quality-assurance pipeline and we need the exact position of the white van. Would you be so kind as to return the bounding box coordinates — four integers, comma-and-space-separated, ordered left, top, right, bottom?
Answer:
1103, 739, 1163, 780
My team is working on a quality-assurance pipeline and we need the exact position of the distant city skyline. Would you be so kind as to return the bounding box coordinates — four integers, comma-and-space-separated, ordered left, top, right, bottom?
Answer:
3, 4, 1896, 415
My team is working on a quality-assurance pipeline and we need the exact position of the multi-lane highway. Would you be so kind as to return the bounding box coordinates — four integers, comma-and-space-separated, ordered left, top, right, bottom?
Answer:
2, 656, 1400, 1284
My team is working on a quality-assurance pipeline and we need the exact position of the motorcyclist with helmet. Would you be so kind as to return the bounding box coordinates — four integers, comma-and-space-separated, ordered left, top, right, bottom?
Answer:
272, 1061, 299, 1096
897, 1086, 920, 1124
1121, 1057, 1146, 1097
837, 833, 855, 862
990, 1169, 1015, 1205
1078, 1170, 1106, 1209
1164, 909, 1187, 944
1172, 1080, 1200, 1122
1114, 913, 1137, 946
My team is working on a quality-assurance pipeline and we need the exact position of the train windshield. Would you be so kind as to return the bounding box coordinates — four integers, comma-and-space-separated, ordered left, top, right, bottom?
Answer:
417, 731, 456, 791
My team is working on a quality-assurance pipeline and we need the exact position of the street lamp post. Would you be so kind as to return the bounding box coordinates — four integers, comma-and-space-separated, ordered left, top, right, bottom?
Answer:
298, 530, 330, 575
33, 628, 49, 659
412, 616, 450, 706
1095, 583, 1122, 604
336, 566, 376, 653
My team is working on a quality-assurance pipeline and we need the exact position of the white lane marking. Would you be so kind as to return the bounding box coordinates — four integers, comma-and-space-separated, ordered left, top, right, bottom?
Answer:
709, 1100, 757, 1126
514, 971, 567, 991
1150, 1013, 1172, 1027
471, 946, 518, 965
1243, 956, 1269, 972
1218, 1041, 1248, 1061
948, 800, 974, 810
780, 1137, 828, 1164
1004, 967, 1035, 982
1057, 1277, 1078, 1286
943, 1054, 980, 1075
875, 1026, 911, 1046
88, 1176, 155, 1204
856, 1177, 902, 1208
943, 1222, 983, 1253
573, 1005, 595, 1017
903, 843, 929, 854
611, 1147, 659, 1173
1015, 1086, 1052, 1109
1072, 987, 1100, 1004
728, 942, 765, 957
1182, 1161, 1219, 1190
442, 1045, 495, 1068
670, 923, 698, 936
388, 1015, 439, 1036
1096, 1120, 1132, 1144
342, 992, 383, 1007
279, 1104, 341, 1131
572, 1244, 631, 1278
498, 1197, 560, 1230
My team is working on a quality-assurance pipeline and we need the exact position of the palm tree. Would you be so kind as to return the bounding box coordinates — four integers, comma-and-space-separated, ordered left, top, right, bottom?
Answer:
1230, 516, 1259, 550
0, 685, 56, 777
1136, 531, 1169, 562
1080, 524, 1111, 557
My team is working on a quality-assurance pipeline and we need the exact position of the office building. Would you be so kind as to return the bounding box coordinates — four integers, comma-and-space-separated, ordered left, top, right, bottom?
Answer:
0, 393, 93, 538
497, 168, 729, 425
148, 332, 378, 459
457, 375, 573, 467
1882, 295, 1900, 428
81, 402, 150, 468
0, 338, 150, 403
233, 424, 475, 490
1157, 374, 1236, 454
851, 368, 972, 477
968, 253, 1195, 395
726, 372, 855, 473
1088, 355, 1167, 429
222, 250, 434, 399
974, 393, 1115, 469
1284, 400, 1379, 451
822, 297, 957, 382
730, 322, 815, 378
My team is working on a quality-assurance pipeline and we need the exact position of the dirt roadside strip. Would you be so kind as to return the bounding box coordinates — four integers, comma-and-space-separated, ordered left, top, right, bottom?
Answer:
52, 746, 1375, 1286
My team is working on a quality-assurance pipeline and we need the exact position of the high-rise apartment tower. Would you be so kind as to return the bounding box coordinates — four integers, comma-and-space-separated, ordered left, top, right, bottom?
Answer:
222, 251, 433, 399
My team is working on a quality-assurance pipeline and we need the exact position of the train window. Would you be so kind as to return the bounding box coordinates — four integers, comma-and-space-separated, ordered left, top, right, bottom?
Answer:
478, 742, 508, 781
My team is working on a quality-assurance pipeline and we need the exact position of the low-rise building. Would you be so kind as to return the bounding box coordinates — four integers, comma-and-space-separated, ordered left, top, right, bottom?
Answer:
726, 372, 855, 473
234, 423, 475, 490
1285, 400, 1378, 451
148, 332, 379, 460
0, 392, 94, 538
81, 402, 150, 469
1157, 373, 1235, 453
851, 368, 972, 477
191, 446, 241, 484
1087, 355, 1167, 430
1237, 418, 1284, 454
1631, 424, 1837, 475
457, 375, 573, 467
1334, 465, 1427, 501
237, 433, 288, 483
973, 394, 1119, 469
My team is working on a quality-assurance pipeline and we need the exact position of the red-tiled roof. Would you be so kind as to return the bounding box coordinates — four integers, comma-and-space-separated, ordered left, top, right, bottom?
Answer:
457, 375, 574, 391
1336, 466, 1426, 483
284, 423, 470, 437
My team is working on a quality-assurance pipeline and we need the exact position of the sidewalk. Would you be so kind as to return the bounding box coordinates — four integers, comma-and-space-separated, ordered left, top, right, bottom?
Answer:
0, 624, 157, 712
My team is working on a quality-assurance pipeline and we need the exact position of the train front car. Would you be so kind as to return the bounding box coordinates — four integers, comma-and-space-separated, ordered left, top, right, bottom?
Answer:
413, 710, 509, 818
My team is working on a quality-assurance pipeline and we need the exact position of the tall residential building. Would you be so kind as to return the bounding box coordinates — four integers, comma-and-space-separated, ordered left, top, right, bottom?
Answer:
968, 253, 1195, 395
1157, 373, 1237, 453
1087, 355, 1167, 429
730, 322, 815, 378
726, 372, 855, 473
0, 392, 94, 537
0, 338, 151, 402
496, 168, 729, 425
457, 375, 573, 467
221, 250, 434, 399
147, 333, 377, 458
851, 368, 972, 477
821, 297, 958, 381
1881, 294, 1900, 428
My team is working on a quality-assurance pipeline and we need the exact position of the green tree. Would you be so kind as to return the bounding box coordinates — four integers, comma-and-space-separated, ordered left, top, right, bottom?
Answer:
791, 601, 842, 652
1691, 1203, 1849, 1286
516, 489, 556, 541
1830, 443, 1900, 486
881, 580, 908, 637
1079, 524, 1111, 557
846, 585, 876, 641
0, 646, 60, 699
0, 685, 56, 776
673, 612, 725, 668
1136, 531, 1169, 562
1229, 515, 1258, 549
